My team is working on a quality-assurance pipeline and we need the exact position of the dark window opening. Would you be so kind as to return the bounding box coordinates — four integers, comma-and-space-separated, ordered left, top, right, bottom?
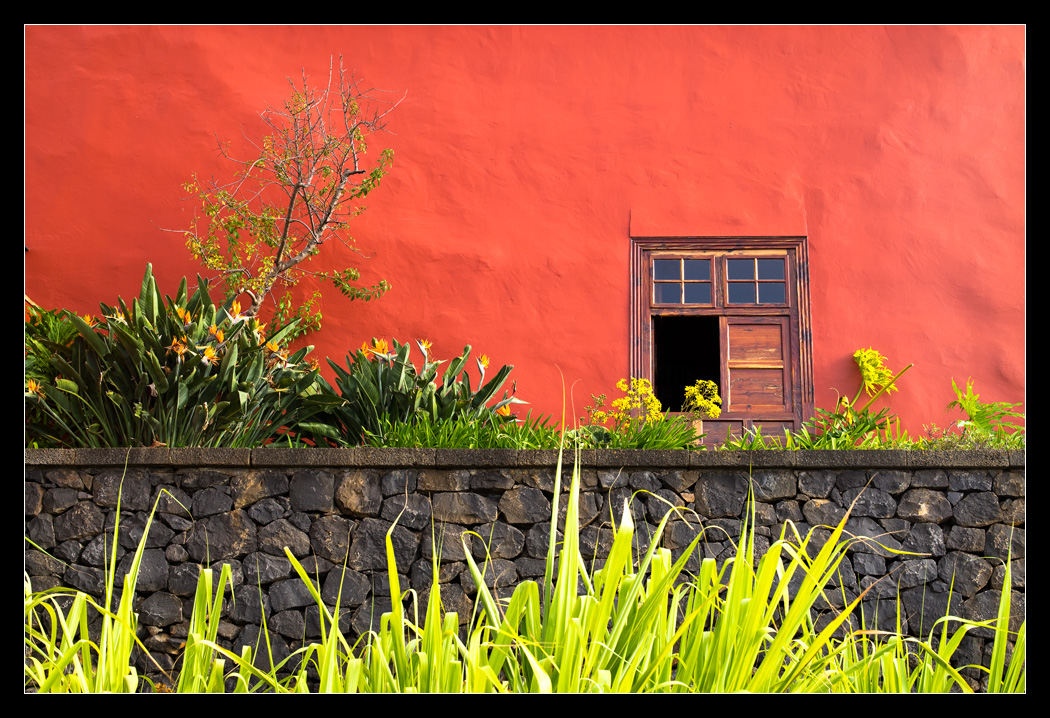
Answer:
652, 315, 721, 412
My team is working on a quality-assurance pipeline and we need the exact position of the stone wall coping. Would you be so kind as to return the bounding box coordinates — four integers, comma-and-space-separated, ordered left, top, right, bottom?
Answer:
25, 447, 1022, 470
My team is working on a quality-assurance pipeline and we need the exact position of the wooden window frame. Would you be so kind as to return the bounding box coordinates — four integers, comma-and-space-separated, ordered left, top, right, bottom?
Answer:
630, 236, 814, 443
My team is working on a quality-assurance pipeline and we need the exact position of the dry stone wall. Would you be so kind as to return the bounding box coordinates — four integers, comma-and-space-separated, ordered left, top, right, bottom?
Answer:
25, 447, 1024, 687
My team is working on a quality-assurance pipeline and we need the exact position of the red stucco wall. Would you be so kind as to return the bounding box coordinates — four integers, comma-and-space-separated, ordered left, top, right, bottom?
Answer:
25, 26, 1025, 435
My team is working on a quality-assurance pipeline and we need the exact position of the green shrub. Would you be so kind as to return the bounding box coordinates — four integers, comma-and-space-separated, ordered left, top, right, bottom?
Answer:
24, 304, 82, 448
363, 411, 562, 449
943, 377, 1025, 448
24, 304, 80, 385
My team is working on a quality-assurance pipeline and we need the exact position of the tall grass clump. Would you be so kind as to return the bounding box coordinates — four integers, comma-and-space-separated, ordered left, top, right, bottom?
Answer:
25, 442, 1025, 692
25, 482, 162, 692
461, 441, 875, 692
362, 411, 563, 449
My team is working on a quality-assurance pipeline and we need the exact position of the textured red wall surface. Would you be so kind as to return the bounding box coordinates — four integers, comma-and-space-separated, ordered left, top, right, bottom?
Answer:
25, 26, 1025, 434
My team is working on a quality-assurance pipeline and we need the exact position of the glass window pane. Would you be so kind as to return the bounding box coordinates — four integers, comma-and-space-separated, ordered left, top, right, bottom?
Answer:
758, 258, 785, 280
758, 283, 786, 304
683, 283, 711, 304
683, 259, 710, 280
727, 258, 754, 280
727, 283, 755, 304
654, 259, 680, 280
654, 283, 681, 303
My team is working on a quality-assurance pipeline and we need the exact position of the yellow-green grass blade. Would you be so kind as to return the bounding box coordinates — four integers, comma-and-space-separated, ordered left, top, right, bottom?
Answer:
986, 554, 1025, 693
177, 564, 232, 692
751, 505, 861, 690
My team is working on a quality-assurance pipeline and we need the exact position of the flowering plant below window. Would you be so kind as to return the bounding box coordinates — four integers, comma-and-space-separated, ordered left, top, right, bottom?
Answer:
782, 347, 913, 450
682, 379, 722, 420
580, 378, 699, 450
585, 378, 663, 429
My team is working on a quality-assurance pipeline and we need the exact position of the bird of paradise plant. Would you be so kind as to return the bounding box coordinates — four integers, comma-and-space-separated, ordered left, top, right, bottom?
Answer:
24, 264, 328, 448
302, 339, 524, 446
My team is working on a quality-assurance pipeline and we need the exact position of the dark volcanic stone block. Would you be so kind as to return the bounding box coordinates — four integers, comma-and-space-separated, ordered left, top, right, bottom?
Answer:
896, 489, 952, 523
695, 471, 749, 517
499, 486, 551, 525
953, 492, 1003, 527
186, 511, 257, 562
290, 469, 335, 513
432, 493, 498, 525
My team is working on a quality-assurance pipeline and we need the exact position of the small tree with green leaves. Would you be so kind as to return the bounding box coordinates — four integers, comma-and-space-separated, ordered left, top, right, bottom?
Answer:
184, 58, 401, 338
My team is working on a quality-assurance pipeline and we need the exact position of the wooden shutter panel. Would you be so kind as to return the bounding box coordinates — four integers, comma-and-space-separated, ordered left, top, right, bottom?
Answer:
724, 317, 791, 414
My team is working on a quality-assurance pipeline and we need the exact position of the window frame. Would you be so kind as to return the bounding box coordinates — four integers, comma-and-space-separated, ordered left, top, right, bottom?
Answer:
630, 236, 814, 442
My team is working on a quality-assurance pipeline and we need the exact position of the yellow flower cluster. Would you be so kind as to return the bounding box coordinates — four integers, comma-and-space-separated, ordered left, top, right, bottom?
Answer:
683, 379, 722, 420
610, 378, 664, 426
584, 378, 665, 429
854, 347, 897, 397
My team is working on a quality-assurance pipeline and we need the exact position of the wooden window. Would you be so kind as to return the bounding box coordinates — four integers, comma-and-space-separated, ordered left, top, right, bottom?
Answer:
630, 237, 814, 444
